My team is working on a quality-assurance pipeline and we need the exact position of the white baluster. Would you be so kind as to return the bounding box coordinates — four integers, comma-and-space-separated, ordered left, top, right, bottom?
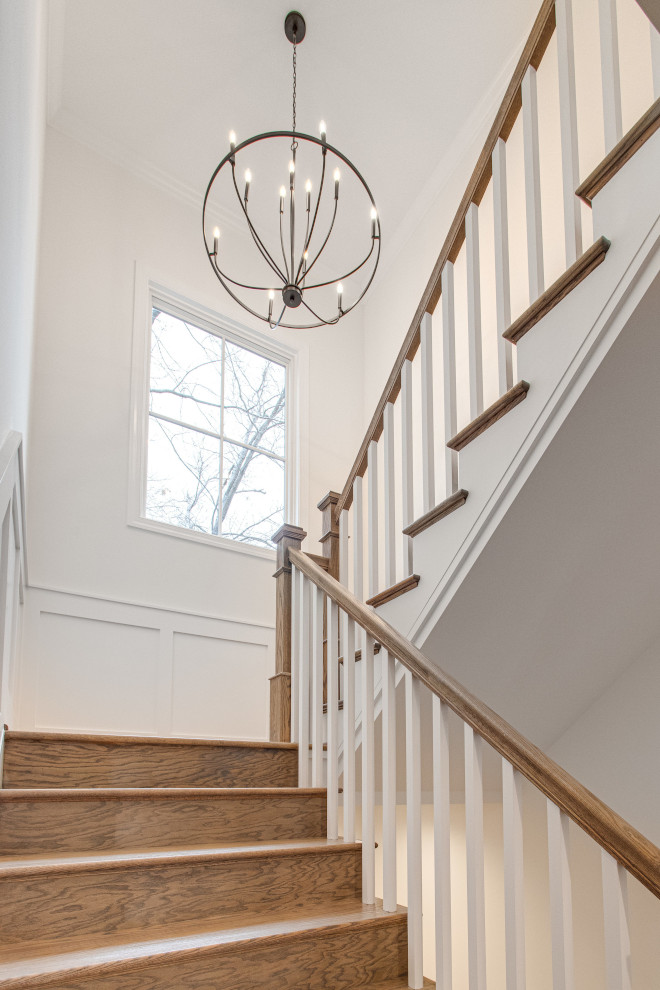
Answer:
522, 64, 545, 302
368, 439, 379, 598
556, 0, 583, 267
601, 850, 632, 990
651, 22, 660, 100
547, 801, 575, 990
382, 649, 397, 912
503, 761, 526, 990
406, 671, 423, 988
420, 312, 436, 512
327, 599, 339, 840
433, 695, 452, 990
441, 262, 458, 496
298, 574, 311, 787
353, 476, 364, 600
492, 138, 514, 395
311, 583, 324, 787
465, 724, 487, 990
353, 474, 374, 897
343, 615, 356, 843
383, 401, 396, 588
466, 202, 484, 419
598, 0, 623, 151
339, 505, 349, 712
339, 506, 349, 588
290, 565, 300, 744
401, 359, 414, 577
361, 633, 376, 904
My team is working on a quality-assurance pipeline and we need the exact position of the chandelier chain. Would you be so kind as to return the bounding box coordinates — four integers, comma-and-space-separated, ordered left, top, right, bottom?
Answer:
291, 34, 298, 151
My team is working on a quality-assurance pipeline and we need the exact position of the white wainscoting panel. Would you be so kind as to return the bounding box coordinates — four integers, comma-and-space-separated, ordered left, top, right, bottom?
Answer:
171, 632, 269, 739
18, 585, 275, 740
35, 613, 160, 734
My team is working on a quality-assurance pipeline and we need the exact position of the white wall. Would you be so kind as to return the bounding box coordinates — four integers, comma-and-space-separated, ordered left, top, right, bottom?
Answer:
0, 0, 47, 446
550, 631, 660, 846
20, 127, 365, 736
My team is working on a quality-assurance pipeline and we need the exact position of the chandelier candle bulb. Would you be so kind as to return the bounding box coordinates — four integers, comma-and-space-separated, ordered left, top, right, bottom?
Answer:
213, 227, 220, 256
337, 282, 344, 311
279, 186, 286, 213
244, 169, 252, 202
305, 179, 312, 211
319, 120, 327, 143
229, 130, 236, 151
268, 289, 274, 321
334, 168, 340, 199
371, 207, 378, 238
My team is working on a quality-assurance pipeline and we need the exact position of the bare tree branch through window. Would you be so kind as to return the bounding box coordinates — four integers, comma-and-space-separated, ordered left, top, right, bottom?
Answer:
146, 308, 286, 547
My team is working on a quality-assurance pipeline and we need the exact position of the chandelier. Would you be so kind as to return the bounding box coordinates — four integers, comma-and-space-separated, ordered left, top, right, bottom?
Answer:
202, 11, 381, 329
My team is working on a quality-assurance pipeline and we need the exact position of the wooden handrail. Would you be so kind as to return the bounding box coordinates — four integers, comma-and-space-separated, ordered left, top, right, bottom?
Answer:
336, 0, 556, 514
290, 548, 660, 899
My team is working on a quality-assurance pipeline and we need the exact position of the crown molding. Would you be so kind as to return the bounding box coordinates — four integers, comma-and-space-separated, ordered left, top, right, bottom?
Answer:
47, 105, 246, 235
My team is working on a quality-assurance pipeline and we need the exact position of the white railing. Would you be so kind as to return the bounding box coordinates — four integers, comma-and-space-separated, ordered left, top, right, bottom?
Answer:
334, 0, 659, 605
290, 551, 660, 989
0, 430, 28, 759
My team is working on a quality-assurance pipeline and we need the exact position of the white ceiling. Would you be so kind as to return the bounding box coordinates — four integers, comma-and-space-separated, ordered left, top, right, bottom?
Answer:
47, 0, 541, 252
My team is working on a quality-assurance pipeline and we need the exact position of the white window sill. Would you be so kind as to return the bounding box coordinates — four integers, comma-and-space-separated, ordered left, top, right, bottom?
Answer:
128, 516, 277, 561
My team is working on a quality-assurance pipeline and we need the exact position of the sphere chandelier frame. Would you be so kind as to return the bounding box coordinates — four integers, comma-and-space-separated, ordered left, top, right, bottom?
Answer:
202, 11, 381, 330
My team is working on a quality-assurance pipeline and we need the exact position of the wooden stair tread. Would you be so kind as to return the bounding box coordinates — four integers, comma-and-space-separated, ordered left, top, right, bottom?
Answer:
0, 785, 324, 802
403, 489, 469, 538
447, 380, 530, 451
3, 733, 299, 789
0, 787, 328, 856
4, 730, 297, 749
503, 236, 610, 344
0, 901, 406, 979
576, 97, 660, 204
0, 838, 361, 877
0, 836, 352, 866
366, 574, 420, 608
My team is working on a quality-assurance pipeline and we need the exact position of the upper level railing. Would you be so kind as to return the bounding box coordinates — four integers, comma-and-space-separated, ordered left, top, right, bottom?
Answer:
329, 0, 660, 607
290, 547, 660, 988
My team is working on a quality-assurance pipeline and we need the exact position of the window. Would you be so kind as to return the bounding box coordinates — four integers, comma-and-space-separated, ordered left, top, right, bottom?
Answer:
144, 302, 288, 550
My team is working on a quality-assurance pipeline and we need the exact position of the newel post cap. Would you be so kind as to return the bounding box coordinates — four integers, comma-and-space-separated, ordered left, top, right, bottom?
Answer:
271, 523, 307, 574
271, 523, 307, 546
316, 490, 341, 512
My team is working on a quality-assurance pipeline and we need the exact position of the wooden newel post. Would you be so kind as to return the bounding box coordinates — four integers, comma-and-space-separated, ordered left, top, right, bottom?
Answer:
270, 523, 307, 742
317, 491, 341, 579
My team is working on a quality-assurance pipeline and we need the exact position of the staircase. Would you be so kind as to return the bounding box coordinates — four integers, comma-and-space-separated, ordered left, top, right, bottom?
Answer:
0, 731, 418, 989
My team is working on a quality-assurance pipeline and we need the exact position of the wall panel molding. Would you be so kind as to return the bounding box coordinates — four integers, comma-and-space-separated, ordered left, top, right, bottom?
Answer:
18, 585, 275, 740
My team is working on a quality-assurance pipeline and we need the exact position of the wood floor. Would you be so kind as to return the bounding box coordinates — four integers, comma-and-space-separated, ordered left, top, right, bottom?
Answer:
0, 731, 417, 989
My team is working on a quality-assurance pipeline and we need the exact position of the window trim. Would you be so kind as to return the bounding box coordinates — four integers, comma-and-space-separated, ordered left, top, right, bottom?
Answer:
128, 265, 302, 560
